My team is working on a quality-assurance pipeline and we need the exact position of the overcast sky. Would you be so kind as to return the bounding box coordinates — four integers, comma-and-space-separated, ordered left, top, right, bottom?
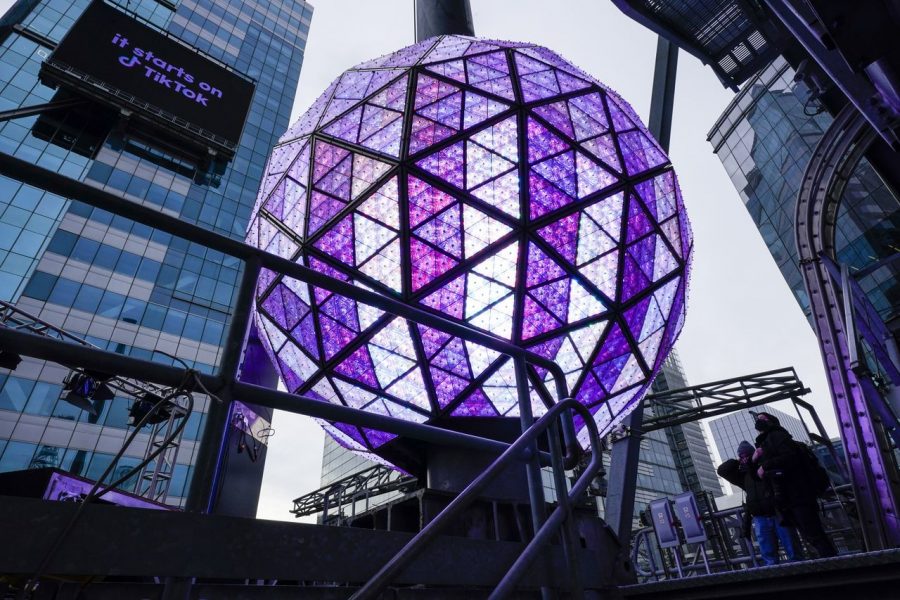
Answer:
254, 0, 837, 521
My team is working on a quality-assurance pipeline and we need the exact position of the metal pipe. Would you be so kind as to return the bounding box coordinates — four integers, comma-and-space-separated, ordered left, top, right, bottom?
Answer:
514, 356, 550, 600
349, 399, 597, 600
0, 326, 540, 459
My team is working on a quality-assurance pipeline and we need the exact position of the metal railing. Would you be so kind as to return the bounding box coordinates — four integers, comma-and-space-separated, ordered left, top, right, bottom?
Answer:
630, 489, 865, 582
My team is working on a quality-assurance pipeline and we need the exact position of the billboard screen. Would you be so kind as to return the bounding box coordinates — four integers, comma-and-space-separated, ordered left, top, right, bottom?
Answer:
47, 1, 254, 147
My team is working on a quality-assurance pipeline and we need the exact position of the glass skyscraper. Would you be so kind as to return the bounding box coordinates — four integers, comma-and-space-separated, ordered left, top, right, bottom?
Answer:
0, 0, 311, 507
708, 406, 810, 466
708, 57, 900, 323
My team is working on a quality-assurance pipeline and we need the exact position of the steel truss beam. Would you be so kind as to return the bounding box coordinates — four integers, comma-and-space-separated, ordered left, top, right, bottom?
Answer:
291, 464, 415, 519
641, 367, 810, 432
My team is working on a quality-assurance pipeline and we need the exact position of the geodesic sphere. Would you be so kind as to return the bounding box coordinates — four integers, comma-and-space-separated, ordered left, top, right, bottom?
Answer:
246, 35, 692, 457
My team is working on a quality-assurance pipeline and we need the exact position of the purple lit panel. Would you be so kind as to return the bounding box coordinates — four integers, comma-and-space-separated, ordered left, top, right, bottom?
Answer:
248, 36, 692, 465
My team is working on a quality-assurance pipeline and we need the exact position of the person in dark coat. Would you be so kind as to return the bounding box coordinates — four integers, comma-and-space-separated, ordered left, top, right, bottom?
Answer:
752, 412, 837, 558
718, 440, 801, 565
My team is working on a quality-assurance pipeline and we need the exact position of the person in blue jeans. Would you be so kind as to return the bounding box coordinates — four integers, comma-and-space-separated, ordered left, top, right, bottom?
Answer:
717, 440, 803, 565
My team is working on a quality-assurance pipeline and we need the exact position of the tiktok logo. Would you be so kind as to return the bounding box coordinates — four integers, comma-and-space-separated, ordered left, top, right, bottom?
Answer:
119, 55, 141, 68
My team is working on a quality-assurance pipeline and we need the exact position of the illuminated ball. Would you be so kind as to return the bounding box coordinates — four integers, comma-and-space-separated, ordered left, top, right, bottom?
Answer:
247, 36, 692, 457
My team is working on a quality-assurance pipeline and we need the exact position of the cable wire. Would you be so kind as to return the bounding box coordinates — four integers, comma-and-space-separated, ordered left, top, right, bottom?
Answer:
18, 370, 198, 599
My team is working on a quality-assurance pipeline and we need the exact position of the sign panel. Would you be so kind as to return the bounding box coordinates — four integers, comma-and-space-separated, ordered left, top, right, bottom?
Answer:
673, 492, 707, 544
648, 498, 679, 548
47, 1, 254, 146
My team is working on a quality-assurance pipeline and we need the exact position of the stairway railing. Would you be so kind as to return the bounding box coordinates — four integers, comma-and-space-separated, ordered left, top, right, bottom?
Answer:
351, 394, 602, 600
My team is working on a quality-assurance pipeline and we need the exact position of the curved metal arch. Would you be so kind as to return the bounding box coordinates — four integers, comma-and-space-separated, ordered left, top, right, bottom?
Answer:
796, 105, 900, 549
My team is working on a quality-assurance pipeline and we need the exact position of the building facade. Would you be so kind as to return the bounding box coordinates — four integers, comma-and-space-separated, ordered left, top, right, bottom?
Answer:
708, 406, 810, 465
0, 0, 311, 507
650, 352, 722, 497
708, 57, 900, 323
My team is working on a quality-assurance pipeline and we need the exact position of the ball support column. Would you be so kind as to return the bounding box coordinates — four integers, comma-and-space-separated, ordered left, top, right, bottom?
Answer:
604, 36, 679, 547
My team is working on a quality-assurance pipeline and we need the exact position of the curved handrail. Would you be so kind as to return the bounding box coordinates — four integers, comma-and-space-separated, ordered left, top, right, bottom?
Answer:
350, 398, 599, 599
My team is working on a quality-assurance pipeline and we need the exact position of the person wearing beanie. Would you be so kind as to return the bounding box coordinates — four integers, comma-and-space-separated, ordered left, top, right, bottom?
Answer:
752, 412, 837, 558
718, 439, 802, 565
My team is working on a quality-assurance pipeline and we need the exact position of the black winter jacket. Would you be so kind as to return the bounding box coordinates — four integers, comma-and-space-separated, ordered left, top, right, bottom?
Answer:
717, 459, 778, 517
755, 425, 817, 505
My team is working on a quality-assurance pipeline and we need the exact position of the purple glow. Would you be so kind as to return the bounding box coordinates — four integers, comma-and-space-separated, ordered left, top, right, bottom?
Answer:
247, 36, 693, 459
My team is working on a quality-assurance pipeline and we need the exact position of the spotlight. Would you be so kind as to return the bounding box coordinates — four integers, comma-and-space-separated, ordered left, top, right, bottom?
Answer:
0, 349, 21, 370
127, 392, 171, 427
60, 370, 113, 415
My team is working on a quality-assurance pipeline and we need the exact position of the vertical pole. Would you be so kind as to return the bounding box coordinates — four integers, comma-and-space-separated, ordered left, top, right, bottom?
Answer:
604, 405, 645, 544
414, 0, 474, 40
604, 33, 677, 549
185, 259, 260, 512
514, 356, 551, 600
647, 37, 678, 153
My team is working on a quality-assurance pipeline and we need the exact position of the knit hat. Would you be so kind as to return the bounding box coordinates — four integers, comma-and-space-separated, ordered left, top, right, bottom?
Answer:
737, 440, 755, 457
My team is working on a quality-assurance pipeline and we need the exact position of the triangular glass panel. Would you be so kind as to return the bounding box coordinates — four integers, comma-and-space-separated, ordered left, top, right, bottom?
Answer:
410, 237, 459, 291
581, 134, 621, 172
529, 278, 570, 322
471, 242, 519, 287
417, 324, 453, 359
578, 250, 619, 300
522, 294, 563, 340
466, 141, 515, 189
322, 106, 363, 144
426, 58, 467, 82
417, 91, 463, 130
470, 171, 521, 218
526, 241, 567, 288
351, 153, 392, 200
532, 150, 577, 198
415, 74, 460, 109
421, 273, 466, 319
308, 191, 347, 236
532, 101, 574, 138
354, 212, 397, 265
527, 117, 570, 163
359, 238, 402, 292
314, 213, 355, 266
466, 341, 501, 376
575, 152, 617, 198
626, 193, 655, 244
416, 142, 465, 189
576, 211, 616, 266
568, 279, 605, 322
584, 191, 624, 242
619, 130, 667, 176
407, 175, 456, 227
358, 176, 400, 229
335, 345, 379, 388
465, 52, 515, 101
536, 213, 578, 265
422, 37, 472, 64
409, 116, 456, 155
368, 75, 409, 111
462, 203, 513, 258
414, 203, 462, 259
463, 91, 509, 130
450, 389, 498, 417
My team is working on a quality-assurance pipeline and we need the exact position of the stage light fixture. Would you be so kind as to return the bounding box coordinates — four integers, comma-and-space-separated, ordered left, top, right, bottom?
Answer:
127, 392, 171, 427
0, 349, 22, 371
